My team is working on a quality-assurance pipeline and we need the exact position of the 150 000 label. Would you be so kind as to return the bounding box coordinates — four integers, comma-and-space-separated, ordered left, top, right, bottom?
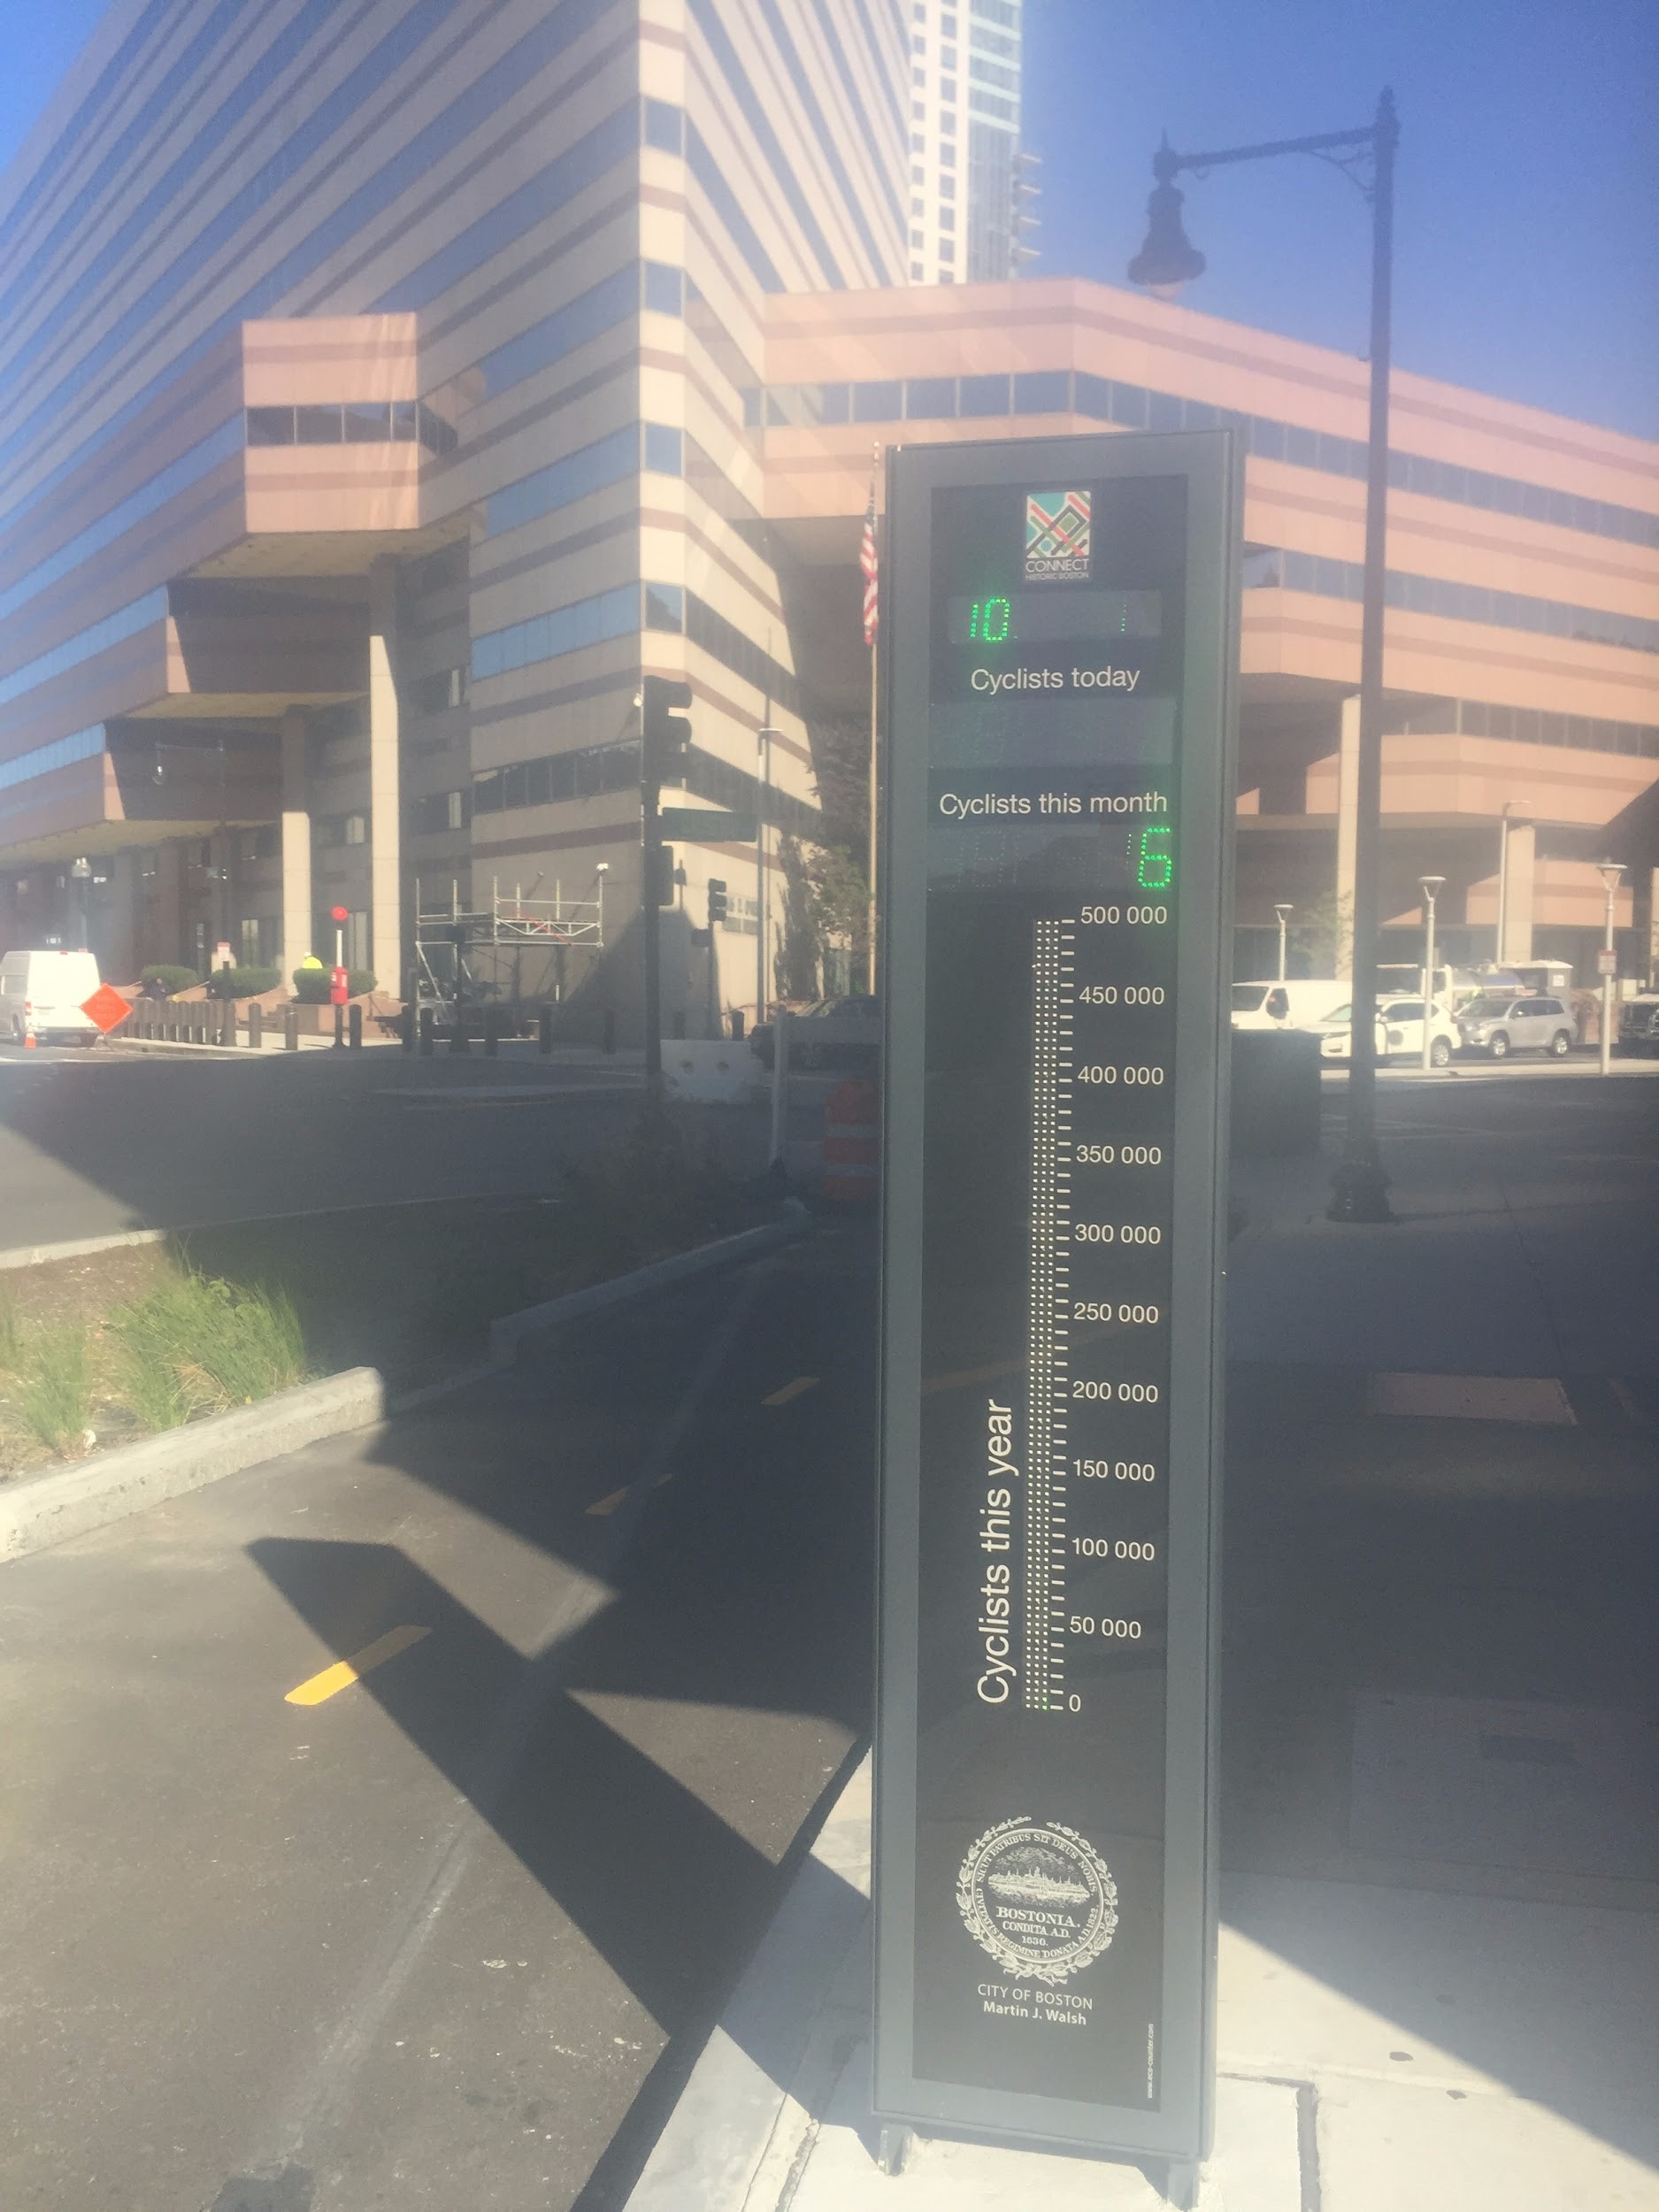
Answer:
1077, 1460, 1156, 1480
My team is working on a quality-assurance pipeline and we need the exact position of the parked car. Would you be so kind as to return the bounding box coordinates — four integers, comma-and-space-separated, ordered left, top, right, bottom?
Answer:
1616, 994, 1659, 1057
1317, 995, 1461, 1067
0, 948, 103, 1045
1455, 993, 1575, 1060
1230, 979, 1348, 1032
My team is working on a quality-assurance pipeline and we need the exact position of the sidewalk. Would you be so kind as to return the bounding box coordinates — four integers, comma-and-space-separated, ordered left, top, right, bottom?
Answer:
625, 1081, 1659, 2211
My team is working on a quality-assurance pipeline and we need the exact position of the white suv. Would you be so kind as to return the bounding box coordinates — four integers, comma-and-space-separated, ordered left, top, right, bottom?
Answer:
1455, 994, 1575, 1060
1317, 996, 1461, 1067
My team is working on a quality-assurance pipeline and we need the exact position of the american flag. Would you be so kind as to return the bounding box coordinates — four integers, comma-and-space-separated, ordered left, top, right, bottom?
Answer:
859, 479, 879, 647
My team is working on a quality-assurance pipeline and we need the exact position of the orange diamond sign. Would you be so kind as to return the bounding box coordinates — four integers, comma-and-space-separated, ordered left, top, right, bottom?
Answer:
81, 984, 133, 1034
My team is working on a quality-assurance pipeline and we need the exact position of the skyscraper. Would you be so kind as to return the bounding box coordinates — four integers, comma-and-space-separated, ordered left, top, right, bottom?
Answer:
905, 0, 1034, 285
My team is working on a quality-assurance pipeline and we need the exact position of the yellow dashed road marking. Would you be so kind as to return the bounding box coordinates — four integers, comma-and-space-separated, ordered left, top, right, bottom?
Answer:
763, 1375, 821, 1406
284, 1624, 431, 1707
586, 1486, 630, 1517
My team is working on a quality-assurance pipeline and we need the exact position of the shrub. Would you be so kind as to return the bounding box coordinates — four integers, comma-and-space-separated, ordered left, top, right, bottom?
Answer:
205, 964, 280, 1000
15, 1325, 93, 1454
291, 965, 376, 1002
0, 1283, 19, 1370
141, 964, 203, 996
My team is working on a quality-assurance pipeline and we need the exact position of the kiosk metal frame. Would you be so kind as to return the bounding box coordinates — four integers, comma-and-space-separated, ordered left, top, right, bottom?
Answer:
872, 431, 1240, 2179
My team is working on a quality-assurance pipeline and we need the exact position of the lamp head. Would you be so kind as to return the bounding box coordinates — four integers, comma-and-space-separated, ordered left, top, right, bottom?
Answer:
1419, 874, 1445, 895
1273, 903, 1294, 923
1596, 859, 1624, 893
1128, 143, 1205, 298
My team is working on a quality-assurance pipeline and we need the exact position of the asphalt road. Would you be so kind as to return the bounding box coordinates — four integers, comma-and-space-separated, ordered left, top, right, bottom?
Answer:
0, 1042, 656, 1253
0, 1222, 877, 2212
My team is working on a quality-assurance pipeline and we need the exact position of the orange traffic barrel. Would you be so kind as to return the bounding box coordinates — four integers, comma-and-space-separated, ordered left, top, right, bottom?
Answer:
822, 1076, 879, 1205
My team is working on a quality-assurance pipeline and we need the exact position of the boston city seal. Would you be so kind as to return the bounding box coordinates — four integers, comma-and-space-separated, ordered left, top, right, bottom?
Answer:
956, 1816, 1119, 1985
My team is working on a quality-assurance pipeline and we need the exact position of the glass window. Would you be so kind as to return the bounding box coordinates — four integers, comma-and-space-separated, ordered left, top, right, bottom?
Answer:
296, 405, 343, 444
812, 383, 850, 424
1110, 382, 1149, 430
905, 377, 956, 419
391, 400, 419, 442
547, 752, 576, 803
246, 406, 295, 446
644, 582, 685, 632
1183, 400, 1217, 430
344, 814, 366, 845
1074, 373, 1112, 419
1013, 371, 1069, 413
852, 380, 902, 421
938, 239, 956, 261
446, 791, 465, 831
1285, 425, 1319, 469
344, 403, 391, 443
499, 763, 527, 810
958, 373, 1010, 416
643, 261, 683, 314
644, 423, 683, 474
644, 98, 683, 152
1148, 391, 1183, 434
418, 403, 458, 456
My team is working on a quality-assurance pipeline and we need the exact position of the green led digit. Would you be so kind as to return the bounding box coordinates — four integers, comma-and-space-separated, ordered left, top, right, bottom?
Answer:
983, 595, 1010, 641
1137, 825, 1173, 889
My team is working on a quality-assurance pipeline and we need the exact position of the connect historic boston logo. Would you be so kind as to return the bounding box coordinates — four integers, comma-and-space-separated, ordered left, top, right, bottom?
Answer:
1025, 488, 1092, 580
956, 1817, 1119, 1984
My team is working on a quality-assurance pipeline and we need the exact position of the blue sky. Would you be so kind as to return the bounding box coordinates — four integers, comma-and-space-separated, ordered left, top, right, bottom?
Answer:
1025, 0, 1659, 439
2, 0, 1655, 440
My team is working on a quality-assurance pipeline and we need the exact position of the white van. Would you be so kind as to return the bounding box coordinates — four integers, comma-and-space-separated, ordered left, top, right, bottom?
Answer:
1231, 979, 1348, 1032
0, 949, 103, 1044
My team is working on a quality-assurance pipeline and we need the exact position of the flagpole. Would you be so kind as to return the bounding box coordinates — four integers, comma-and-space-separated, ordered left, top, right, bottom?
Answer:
865, 442, 880, 996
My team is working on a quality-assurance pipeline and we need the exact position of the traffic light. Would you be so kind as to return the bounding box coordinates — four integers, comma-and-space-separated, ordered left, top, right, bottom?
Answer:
641, 675, 692, 780
707, 877, 728, 926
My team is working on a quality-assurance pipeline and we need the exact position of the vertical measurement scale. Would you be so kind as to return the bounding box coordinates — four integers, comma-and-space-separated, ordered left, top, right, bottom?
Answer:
1026, 919, 1074, 1713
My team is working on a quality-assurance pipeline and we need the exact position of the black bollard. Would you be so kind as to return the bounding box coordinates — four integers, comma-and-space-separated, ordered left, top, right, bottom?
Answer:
284, 1005, 299, 1051
449, 1012, 469, 1054
730, 1008, 745, 1040
538, 1005, 553, 1056
400, 1004, 415, 1053
484, 1010, 499, 1057
419, 1007, 434, 1056
333, 1004, 344, 1050
248, 1002, 262, 1049
349, 1003, 363, 1049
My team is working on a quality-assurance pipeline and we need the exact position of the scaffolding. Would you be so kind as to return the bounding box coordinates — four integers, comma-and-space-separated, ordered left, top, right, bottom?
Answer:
413, 878, 606, 1019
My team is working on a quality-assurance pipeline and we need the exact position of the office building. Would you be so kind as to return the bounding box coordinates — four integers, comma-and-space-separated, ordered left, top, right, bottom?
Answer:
1, 0, 1653, 1033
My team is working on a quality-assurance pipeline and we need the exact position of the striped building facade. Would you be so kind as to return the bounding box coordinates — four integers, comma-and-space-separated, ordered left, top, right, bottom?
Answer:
1, 0, 1655, 1025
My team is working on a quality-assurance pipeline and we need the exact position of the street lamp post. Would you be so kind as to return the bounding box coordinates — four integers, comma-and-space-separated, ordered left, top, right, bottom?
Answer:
1598, 860, 1624, 1076
70, 855, 92, 952
1273, 902, 1294, 981
1129, 88, 1400, 1221
1417, 874, 1444, 1073
757, 723, 781, 1025
1494, 799, 1518, 967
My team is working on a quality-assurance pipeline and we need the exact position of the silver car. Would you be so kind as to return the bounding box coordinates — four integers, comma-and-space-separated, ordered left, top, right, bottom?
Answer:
1455, 994, 1575, 1061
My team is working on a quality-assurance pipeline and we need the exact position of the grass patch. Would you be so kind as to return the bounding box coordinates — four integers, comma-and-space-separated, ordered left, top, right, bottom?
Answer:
110, 1274, 307, 1420
14, 1325, 94, 1454
0, 1107, 770, 1478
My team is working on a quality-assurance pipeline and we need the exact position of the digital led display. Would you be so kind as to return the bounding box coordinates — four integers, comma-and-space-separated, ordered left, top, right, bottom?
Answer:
874, 434, 1238, 2173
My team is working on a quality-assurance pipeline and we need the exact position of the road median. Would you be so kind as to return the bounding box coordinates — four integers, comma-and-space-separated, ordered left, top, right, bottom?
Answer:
0, 1199, 811, 1564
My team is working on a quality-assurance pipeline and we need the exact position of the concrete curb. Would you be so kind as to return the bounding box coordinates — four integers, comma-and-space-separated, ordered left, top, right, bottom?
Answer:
488, 1199, 813, 1362
624, 1753, 873, 2211
1, 1202, 812, 1563
0, 1366, 386, 1564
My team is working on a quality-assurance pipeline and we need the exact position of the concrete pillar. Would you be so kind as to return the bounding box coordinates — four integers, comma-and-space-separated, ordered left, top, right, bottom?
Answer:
1333, 693, 1360, 979
368, 557, 403, 997
1499, 822, 1535, 965
1643, 865, 1659, 988
280, 706, 312, 985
